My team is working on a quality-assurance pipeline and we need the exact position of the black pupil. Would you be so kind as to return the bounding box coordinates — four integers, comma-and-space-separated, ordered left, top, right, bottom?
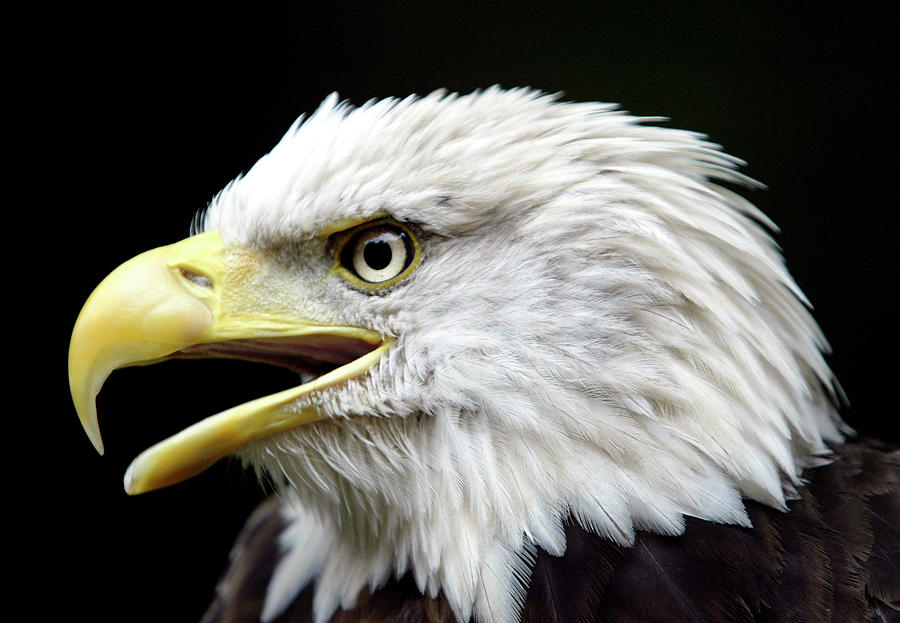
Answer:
363, 235, 393, 270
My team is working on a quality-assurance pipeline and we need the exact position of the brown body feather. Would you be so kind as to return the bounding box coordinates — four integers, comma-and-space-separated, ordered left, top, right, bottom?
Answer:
203, 438, 899, 623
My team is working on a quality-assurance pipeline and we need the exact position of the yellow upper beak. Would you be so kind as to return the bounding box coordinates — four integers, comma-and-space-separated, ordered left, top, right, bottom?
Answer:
69, 231, 390, 495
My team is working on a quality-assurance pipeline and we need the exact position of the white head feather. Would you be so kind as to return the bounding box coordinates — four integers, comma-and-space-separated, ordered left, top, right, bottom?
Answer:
200, 87, 846, 623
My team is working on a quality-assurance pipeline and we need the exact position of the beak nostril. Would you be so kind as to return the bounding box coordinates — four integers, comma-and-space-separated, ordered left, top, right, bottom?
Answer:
180, 268, 213, 289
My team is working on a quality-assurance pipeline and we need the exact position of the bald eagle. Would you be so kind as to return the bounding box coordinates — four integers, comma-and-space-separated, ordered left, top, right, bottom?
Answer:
70, 88, 898, 623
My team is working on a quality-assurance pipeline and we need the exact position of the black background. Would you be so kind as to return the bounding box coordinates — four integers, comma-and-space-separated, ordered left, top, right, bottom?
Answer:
36, 4, 897, 622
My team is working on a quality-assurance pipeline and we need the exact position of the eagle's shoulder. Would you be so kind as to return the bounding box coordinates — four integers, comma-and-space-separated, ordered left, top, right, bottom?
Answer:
204, 438, 899, 623
592, 437, 899, 623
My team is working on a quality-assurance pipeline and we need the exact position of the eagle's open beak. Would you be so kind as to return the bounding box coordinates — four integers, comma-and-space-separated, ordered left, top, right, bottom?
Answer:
69, 231, 391, 495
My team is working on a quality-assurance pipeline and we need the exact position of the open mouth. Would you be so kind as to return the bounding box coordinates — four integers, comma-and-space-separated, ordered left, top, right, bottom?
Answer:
176, 335, 382, 380
115, 331, 391, 496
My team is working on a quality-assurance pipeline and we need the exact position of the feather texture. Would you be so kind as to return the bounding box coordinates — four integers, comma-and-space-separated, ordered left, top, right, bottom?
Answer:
204, 438, 899, 622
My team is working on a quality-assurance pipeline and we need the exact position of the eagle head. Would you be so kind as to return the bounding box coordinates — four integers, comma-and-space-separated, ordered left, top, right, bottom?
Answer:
69, 88, 845, 623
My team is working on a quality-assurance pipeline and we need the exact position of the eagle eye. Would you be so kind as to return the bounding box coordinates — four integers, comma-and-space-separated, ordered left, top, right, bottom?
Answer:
335, 220, 421, 288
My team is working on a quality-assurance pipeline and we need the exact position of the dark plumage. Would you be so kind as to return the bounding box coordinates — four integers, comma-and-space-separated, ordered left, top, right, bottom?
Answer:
205, 439, 899, 622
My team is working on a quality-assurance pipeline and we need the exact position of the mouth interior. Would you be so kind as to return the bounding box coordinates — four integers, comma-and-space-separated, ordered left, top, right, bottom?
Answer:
176, 335, 382, 384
